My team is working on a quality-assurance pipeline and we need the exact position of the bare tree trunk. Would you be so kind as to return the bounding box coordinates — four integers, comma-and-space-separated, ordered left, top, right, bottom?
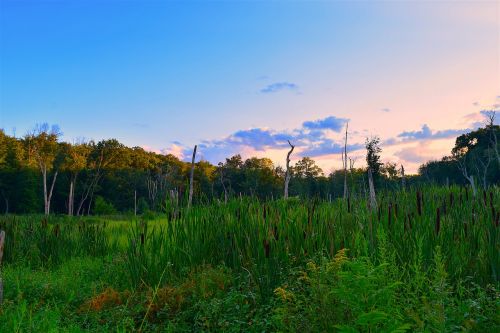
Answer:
68, 174, 76, 216
0, 230, 5, 305
486, 111, 499, 166
457, 156, 477, 197
76, 171, 102, 216
68, 181, 74, 216
42, 168, 58, 216
188, 145, 197, 209
367, 167, 377, 210
401, 165, 406, 192
475, 155, 491, 189
42, 168, 48, 215
343, 122, 349, 199
219, 164, 228, 204
47, 170, 58, 215
284, 140, 295, 199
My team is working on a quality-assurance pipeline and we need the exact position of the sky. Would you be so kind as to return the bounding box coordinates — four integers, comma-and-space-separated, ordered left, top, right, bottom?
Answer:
1, 0, 499, 174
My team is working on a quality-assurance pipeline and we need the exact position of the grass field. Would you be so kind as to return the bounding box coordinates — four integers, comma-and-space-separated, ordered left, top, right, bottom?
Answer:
0, 186, 499, 332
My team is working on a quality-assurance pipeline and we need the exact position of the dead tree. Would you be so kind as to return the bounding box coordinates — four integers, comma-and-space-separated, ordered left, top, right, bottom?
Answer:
188, 145, 197, 209
367, 167, 377, 210
0, 230, 5, 305
456, 154, 477, 196
486, 111, 500, 166
401, 164, 406, 191
284, 140, 295, 199
473, 149, 492, 189
349, 157, 356, 198
218, 162, 228, 204
343, 122, 349, 200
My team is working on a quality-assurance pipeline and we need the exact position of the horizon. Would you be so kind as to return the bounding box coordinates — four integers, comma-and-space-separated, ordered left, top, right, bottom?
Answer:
1, 1, 499, 173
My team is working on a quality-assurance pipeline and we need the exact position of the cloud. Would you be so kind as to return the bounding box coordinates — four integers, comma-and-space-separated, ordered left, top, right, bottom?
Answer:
302, 141, 364, 157
302, 116, 348, 132
381, 108, 391, 113
394, 141, 453, 165
260, 82, 299, 94
398, 124, 467, 140
162, 115, 363, 164
394, 145, 429, 164
398, 124, 433, 140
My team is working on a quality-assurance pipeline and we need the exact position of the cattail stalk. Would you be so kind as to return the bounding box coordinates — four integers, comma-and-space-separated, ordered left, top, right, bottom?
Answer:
416, 191, 422, 216
435, 207, 441, 234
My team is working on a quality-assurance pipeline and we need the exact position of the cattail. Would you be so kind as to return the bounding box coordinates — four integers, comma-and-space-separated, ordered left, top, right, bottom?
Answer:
140, 233, 145, 245
273, 225, 279, 241
416, 191, 422, 216
463, 222, 468, 237
435, 207, 441, 234
388, 203, 392, 227
496, 212, 499, 227
41, 218, 48, 228
347, 194, 351, 213
449, 192, 454, 207
53, 224, 60, 237
491, 204, 496, 224
395, 203, 398, 218
483, 190, 487, 206
263, 239, 270, 258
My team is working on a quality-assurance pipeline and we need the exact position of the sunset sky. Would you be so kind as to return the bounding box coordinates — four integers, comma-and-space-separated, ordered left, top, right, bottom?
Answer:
1, 0, 499, 173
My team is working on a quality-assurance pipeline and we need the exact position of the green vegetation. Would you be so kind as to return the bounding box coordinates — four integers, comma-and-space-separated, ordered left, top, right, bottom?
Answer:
0, 121, 498, 215
0, 119, 498, 331
0, 185, 498, 331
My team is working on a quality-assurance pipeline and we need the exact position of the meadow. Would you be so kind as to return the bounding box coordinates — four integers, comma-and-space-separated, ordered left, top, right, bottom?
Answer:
0, 185, 499, 332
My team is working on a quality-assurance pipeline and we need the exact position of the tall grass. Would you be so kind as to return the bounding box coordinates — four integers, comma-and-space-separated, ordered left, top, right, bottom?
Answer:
1, 185, 498, 293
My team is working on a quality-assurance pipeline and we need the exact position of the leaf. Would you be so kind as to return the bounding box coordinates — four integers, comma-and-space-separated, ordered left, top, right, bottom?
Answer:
355, 310, 388, 326
389, 323, 413, 333
334, 325, 359, 333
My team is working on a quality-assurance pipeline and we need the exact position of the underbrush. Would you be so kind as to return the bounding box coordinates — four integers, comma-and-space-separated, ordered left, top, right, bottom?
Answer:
1, 248, 498, 332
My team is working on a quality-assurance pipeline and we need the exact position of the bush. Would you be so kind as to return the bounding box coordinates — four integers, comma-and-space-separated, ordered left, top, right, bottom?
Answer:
93, 196, 117, 215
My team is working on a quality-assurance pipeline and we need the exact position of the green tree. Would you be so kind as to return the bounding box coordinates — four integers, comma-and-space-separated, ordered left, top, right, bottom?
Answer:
365, 136, 382, 181
24, 124, 62, 215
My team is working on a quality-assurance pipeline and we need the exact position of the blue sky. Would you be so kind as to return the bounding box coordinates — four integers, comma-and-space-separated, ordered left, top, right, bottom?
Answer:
1, 0, 498, 173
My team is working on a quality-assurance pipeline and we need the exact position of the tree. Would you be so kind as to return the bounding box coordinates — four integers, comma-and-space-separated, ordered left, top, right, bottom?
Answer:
365, 136, 382, 181
25, 124, 62, 215
76, 139, 125, 216
61, 141, 90, 216
342, 121, 349, 199
365, 137, 382, 209
284, 140, 295, 199
294, 157, 323, 178
188, 145, 197, 209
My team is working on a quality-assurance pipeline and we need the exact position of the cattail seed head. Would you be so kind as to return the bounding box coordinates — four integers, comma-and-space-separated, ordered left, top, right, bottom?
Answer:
416, 191, 422, 216
263, 239, 270, 258
435, 207, 441, 235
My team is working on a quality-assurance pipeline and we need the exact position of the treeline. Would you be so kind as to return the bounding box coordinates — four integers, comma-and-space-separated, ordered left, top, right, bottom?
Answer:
0, 119, 498, 215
